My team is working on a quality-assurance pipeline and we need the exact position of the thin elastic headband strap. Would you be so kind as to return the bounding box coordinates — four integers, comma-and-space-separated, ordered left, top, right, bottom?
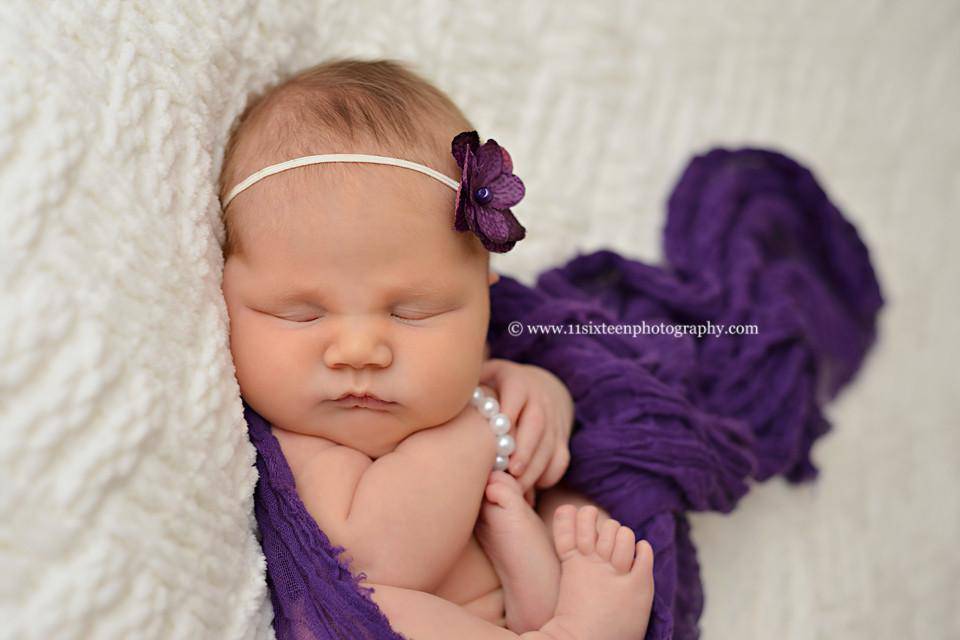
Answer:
221, 154, 460, 209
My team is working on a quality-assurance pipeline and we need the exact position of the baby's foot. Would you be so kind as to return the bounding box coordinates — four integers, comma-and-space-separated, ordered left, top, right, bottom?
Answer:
475, 471, 560, 633
539, 505, 654, 640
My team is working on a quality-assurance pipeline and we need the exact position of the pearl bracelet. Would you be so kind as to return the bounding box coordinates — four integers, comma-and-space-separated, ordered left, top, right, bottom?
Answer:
471, 386, 516, 471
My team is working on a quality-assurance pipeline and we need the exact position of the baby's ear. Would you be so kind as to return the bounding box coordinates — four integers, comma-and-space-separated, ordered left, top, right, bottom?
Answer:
488, 270, 500, 286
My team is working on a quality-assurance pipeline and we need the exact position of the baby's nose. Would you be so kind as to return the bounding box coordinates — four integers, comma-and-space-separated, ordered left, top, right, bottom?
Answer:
323, 322, 392, 369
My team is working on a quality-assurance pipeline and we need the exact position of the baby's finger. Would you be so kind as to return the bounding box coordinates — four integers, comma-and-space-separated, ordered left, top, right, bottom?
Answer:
479, 359, 526, 423
509, 402, 544, 476
478, 358, 514, 390
535, 444, 571, 489
517, 430, 554, 491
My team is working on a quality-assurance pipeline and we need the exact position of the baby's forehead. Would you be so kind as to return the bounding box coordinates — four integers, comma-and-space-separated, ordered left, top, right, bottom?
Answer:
237, 231, 486, 309
236, 171, 484, 268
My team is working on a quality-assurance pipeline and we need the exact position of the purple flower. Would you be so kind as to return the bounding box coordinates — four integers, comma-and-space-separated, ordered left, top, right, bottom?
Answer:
451, 130, 526, 253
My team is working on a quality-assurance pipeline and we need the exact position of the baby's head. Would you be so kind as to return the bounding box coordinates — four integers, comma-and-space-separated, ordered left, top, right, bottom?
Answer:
219, 58, 506, 458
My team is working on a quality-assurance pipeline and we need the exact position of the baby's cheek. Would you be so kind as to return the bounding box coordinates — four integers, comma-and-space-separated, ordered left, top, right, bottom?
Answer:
405, 331, 483, 428
229, 316, 320, 433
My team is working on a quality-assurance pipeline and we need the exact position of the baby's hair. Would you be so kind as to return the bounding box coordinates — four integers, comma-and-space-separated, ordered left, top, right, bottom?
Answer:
218, 57, 474, 258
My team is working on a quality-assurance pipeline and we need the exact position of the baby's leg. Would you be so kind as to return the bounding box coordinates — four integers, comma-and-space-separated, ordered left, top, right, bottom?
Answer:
365, 580, 560, 640
475, 471, 560, 633
475, 476, 622, 633
363, 505, 654, 640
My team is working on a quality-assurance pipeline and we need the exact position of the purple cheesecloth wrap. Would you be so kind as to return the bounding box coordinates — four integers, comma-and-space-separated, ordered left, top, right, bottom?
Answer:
244, 147, 885, 639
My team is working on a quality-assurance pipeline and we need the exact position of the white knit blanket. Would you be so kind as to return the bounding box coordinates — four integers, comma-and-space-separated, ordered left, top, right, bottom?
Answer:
1, 1, 957, 638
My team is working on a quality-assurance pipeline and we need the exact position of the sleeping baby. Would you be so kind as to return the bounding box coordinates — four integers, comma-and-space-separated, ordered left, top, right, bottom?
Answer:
218, 58, 654, 640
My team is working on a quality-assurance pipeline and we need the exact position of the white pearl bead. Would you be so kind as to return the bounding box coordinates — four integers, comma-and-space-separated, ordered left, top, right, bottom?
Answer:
472, 384, 511, 471
495, 434, 516, 457
490, 413, 511, 435
480, 397, 499, 418
471, 387, 485, 406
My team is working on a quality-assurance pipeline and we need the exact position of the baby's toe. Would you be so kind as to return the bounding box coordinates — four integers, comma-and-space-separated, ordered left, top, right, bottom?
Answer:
488, 470, 522, 493
484, 471, 527, 507
552, 504, 578, 558
595, 518, 621, 562
575, 505, 600, 556
630, 540, 656, 602
483, 481, 511, 507
631, 540, 655, 577
610, 525, 637, 574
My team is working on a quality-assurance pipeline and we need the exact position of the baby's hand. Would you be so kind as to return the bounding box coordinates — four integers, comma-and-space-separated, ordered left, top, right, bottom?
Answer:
479, 359, 574, 497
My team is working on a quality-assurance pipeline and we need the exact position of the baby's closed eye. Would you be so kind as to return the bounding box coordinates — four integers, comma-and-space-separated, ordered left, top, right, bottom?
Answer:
265, 307, 455, 324
389, 306, 451, 322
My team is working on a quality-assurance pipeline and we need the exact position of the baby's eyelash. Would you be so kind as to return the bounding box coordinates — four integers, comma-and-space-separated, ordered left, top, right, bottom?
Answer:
391, 311, 430, 322
274, 310, 440, 324
256, 304, 323, 323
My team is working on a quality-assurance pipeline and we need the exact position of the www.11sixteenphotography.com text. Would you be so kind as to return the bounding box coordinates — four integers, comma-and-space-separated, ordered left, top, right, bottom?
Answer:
505, 320, 759, 339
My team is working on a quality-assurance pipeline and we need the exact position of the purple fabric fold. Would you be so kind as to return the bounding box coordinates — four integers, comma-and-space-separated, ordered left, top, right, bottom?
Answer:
245, 146, 884, 639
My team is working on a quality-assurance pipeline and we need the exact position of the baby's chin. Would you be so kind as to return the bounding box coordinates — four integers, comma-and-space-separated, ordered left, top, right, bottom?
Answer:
316, 402, 463, 459
308, 405, 415, 457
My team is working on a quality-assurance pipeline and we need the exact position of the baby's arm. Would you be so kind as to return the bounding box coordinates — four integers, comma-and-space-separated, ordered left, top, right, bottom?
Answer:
295, 393, 497, 592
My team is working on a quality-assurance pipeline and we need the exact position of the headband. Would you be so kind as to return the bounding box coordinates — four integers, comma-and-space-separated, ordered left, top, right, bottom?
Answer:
220, 130, 526, 253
